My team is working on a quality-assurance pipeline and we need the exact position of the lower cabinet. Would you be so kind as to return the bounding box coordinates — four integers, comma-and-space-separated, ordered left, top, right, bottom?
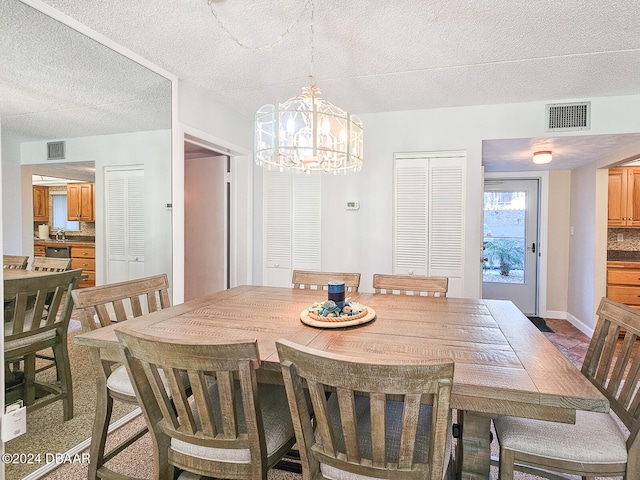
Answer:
607, 262, 640, 308
71, 245, 96, 288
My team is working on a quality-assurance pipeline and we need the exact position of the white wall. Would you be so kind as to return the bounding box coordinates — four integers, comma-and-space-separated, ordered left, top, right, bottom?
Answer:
1, 140, 24, 255
251, 95, 640, 324
19, 130, 172, 285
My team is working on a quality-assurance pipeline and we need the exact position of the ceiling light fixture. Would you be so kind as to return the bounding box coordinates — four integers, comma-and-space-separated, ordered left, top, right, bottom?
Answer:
254, 0, 363, 175
533, 150, 552, 165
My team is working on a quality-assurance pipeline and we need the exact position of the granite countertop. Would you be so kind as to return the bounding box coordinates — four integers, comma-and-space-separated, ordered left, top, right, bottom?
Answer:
607, 250, 640, 262
34, 237, 95, 246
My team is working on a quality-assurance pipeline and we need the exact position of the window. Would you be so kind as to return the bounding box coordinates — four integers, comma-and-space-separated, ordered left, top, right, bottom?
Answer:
51, 193, 80, 231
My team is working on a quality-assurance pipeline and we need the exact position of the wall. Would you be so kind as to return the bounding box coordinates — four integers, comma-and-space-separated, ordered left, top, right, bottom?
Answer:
568, 139, 640, 334
1, 141, 23, 255
251, 95, 640, 328
547, 170, 571, 314
608, 228, 640, 250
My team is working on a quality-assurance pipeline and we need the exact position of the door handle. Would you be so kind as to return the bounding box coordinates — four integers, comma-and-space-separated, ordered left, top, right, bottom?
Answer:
530, 243, 536, 253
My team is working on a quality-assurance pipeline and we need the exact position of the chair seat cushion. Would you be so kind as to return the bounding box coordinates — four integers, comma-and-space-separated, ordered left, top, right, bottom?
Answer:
493, 410, 628, 464
106, 364, 187, 399
106, 365, 136, 397
171, 382, 294, 463
320, 394, 436, 480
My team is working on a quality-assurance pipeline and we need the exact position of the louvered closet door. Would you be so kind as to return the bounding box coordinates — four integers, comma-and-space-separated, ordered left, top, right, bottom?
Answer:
263, 170, 321, 287
394, 154, 464, 278
105, 167, 145, 284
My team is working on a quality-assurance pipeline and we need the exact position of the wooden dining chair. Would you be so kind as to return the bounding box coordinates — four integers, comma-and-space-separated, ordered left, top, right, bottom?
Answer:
373, 274, 448, 297
292, 269, 361, 292
3, 254, 29, 270
31, 256, 72, 272
71, 274, 171, 480
494, 297, 640, 479
116, 331, 297, 480
4, 269, 82, 420
277, 339, 455, 480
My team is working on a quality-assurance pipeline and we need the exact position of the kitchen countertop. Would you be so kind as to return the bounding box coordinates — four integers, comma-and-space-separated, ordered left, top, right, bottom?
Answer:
34, 238, 95, 247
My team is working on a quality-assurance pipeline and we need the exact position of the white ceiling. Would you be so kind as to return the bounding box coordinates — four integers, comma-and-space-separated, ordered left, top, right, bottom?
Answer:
2, 0, 640, 172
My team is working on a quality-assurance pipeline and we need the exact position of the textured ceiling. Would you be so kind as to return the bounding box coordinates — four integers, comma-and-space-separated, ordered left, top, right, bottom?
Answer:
2, 0, 640, 171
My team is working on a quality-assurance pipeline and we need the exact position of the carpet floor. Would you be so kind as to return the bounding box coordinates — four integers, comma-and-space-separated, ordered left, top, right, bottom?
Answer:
26, 319, 623, 480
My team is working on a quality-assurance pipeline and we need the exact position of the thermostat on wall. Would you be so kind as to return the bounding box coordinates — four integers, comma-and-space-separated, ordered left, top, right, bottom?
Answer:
346, 201, 360, 211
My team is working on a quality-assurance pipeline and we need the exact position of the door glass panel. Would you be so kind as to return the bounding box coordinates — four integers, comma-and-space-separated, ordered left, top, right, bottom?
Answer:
483, 190, 526, 284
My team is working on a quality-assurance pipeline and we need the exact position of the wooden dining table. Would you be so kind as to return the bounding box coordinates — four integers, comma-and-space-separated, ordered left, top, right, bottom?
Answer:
74, 285, 609, 480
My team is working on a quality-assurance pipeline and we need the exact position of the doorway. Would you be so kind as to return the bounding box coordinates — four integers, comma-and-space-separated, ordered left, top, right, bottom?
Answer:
183, 139, 230, 301
482, 179, 540, 315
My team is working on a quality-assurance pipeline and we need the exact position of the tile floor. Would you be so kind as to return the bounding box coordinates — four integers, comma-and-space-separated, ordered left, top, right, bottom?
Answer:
541, 318, 591, 368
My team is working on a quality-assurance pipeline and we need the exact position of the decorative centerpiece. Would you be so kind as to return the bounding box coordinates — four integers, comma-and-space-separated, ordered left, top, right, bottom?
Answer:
300, 279, 376, 328
306, 299, 368, 322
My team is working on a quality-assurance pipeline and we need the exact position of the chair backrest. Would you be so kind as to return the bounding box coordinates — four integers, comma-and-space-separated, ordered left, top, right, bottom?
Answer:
71, 274, 170, 331
4, 269, 82, 340
292, 270, 361, 293
116, 330, 269, 476
373, 274, 448, 297
277, 339, 454, 480
586, 298, 640, 449
4, 255, 29, 270
31, 256, 72, 272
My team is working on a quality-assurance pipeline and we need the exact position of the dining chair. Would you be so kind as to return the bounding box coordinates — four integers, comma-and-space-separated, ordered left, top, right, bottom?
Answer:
292, 269, 361, 292
31, 256, 72, 272
276, 339, 455, 480
116, 331, 297, 480
3, 254, 29, 269
372, 274, 448, 297
494, 297, 640, 479
71, 274, 171, 480
4, 268, 82, 420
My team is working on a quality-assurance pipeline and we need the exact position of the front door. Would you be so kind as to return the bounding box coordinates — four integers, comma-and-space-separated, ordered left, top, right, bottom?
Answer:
482, 179, 539, 315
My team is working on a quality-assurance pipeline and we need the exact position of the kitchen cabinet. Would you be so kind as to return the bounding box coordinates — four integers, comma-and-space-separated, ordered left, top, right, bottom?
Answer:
33, 185, 49, 222
607, 261, 640, 308
608, 167, 640, 227
67, 182, 95, 221
71, 245, 96, 288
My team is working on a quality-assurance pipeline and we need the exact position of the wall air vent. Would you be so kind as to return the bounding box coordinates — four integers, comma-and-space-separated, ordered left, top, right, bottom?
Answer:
47, 141, 65, 160
546, 102, 590, 132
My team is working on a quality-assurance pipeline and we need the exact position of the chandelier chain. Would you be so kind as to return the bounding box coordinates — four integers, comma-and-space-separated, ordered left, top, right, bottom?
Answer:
207, 0, 312, 52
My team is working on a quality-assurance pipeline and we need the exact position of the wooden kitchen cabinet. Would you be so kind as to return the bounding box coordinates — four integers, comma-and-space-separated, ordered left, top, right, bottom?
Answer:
67, 182, 95, 221
71, 244, 96, 287
607, 261, 640, 308
33, 185, 49, 222
608, 167, 640, 227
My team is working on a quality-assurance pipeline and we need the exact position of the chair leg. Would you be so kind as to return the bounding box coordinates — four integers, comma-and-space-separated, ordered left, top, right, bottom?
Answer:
52, 340, 73, 421
88, 375, 114, 480
498, 448, 515, 480
23, 353, 36, 406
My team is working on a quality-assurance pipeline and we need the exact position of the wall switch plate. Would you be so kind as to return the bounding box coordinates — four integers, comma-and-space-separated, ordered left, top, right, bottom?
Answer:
2, 401, 27, 441
617, 233, 624, 242
346, 201, 360, 211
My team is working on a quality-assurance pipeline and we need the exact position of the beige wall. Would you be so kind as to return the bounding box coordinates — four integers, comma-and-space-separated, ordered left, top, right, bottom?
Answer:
546, 170, 571, 314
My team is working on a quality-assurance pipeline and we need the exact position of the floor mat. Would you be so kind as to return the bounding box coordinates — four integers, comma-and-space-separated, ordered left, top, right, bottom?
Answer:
527, 316, 553, 332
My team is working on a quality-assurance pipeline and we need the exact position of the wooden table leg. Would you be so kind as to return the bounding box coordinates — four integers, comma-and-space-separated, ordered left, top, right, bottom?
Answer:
455, 410, 493, 480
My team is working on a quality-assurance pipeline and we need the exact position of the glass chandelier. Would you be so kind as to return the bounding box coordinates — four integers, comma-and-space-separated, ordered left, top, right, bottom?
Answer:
254, 0, 363, 175
255, 77, 363, 175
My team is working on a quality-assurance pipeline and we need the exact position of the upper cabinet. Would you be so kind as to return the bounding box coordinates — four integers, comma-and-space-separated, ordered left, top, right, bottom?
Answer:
33, 185, 49, 222
67, 182, 95, 222
608, 167, 640, 227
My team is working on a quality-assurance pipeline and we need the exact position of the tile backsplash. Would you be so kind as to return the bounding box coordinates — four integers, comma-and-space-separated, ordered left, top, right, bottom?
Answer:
608, 228, 640, 250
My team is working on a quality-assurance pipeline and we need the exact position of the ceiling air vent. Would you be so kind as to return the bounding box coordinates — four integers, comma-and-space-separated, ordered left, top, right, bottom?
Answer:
47, 141, 65, 160
546, 102, 590, 132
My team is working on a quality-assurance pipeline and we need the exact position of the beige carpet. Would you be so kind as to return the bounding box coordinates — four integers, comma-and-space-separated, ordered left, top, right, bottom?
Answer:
5, 320, 137, 480
37, 319, 624, 480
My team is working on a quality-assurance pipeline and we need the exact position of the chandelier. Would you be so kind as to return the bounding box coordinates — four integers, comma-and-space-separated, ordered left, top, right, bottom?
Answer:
253, 1, 363, 175
255, 77, 363, 175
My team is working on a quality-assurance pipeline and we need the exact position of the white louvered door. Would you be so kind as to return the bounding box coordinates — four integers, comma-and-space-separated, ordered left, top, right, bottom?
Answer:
394, 153, 465, 279
263, 170, 321, 287
105, 166, 145, 284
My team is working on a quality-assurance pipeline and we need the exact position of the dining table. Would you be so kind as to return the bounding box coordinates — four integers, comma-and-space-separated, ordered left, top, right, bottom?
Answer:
74, 285, 609, 480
